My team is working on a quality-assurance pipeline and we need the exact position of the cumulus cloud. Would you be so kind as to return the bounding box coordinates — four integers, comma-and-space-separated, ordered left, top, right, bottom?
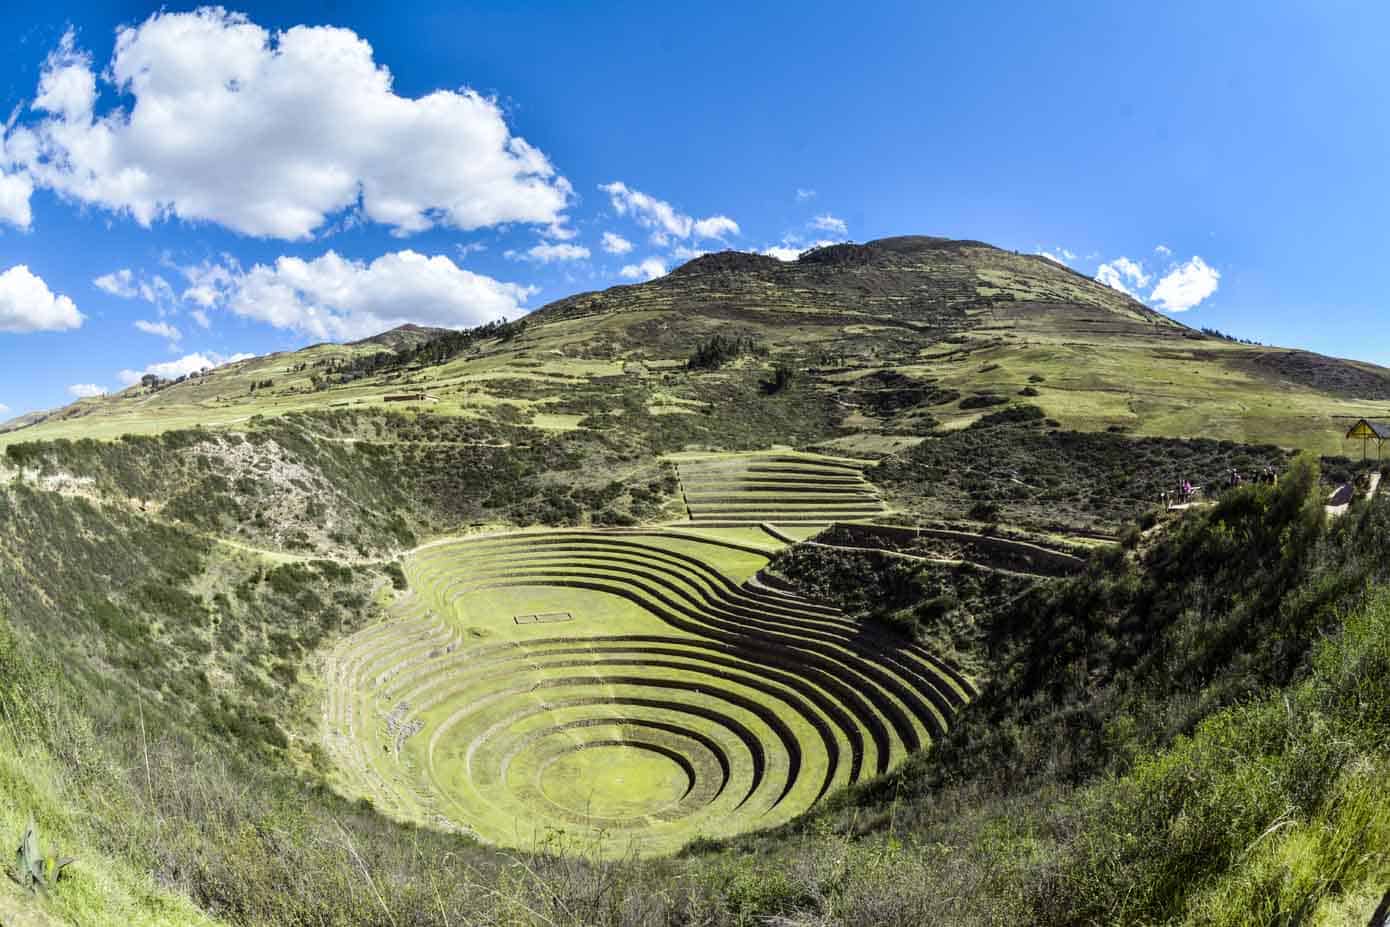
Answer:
67, 383, 107, 398
0, 403, 8, 414
619, 257, 666, 281
599, 182, 739, 243
13, 13, 572, 239
810, 214, 848, 235
1095, 256, 1151, 296
118, 350, 255, 386
134, 319, 181, 341
601, 232, 633, 255
795, 188, 817, 201
186, 249, 537, 341
507, 242, 590, 263
94, 269, 137, 298
763, 238, 841, 262
1155, 244, 1173, 256
692, 216, 739, 239
1149, 256, 1220, 312
0, 265, 84, 332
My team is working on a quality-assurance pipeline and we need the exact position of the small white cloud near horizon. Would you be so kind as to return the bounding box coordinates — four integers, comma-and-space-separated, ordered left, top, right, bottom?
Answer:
810, 214, 848, 235
795, 188, 817, 201
1150, 256, 1220, 312
11, 12, 573, 240
1037, 247, 1077, 266
0, 402, 10, 414
763, 238, 842, 262
1155, 244, 1173, 256
619, 257, 666, 281
67, 383, 106, 398
599, 182, 739, 243
1095, 256, 1151, 297
601, 232, 633, 255
134, 319, 181, 342
0, 265, 84, 332
118, 351, 256, 386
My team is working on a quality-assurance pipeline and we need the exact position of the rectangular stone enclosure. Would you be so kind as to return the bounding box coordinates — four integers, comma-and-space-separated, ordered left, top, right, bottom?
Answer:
514, 612, 575, 625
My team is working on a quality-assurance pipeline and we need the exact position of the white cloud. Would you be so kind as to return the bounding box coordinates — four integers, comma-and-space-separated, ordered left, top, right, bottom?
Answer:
601, 231, 633, 255
795, 188, 817, 201
670, 246, 710, 261
619, 257, 666, 281
96, 268, 179, 315
763, 238, 841, 262
67, 383, 106, 398
187, 249, 537, 341
1155, 244, 1173, 257
13, 13, 572, 240
540, 221, 577, 241
810, 214, 848, 235
599, 182, 739, 242
181, 261, 238, 309
0, 170, 33, 229
94, 268, 138, 298
1149, 256, 1220, 312
118, 350, 255, 386
190, 309, 211, 328
134, 319, 180, 341
0, 403, 8, 415
1037, 249, 1076, 265
508, 242, 589, 263
692, 215, 739, 239
1095, 256, 1151, 296
0, 265, 84, 332
764, 245, 804, 262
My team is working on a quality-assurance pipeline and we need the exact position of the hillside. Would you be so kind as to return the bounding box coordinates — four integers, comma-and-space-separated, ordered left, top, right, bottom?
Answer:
6, 236, 1390, 456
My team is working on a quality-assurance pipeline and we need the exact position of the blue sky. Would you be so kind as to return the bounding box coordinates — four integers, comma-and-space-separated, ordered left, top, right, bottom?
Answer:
1, 1, 1388, 417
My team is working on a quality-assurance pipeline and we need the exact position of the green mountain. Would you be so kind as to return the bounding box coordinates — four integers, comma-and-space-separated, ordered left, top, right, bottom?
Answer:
7, 236, 1389, 455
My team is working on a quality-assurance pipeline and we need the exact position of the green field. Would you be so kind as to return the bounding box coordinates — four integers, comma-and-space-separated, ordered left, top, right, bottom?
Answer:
323, 528, 973, 855
670, 451, 889, 524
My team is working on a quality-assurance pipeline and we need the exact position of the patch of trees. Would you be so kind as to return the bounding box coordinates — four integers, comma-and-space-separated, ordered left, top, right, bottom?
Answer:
761, 363, 796, 394
1201, 326, 1264, 346
315, 318, 528, 384
140, 368, 211, 391
686, 334, 764, 370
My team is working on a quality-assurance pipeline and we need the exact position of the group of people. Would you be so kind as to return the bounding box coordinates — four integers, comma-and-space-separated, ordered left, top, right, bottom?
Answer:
1228, 466, 1280, 488
1164, 465, 1279, 508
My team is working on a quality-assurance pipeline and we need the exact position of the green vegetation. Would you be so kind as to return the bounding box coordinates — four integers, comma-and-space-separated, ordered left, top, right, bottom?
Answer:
671, 450, 887, 524
1, 235, 1389, 924
876, 406, 1292, 534
324, 529, 972, 857
686, 334, 763, 370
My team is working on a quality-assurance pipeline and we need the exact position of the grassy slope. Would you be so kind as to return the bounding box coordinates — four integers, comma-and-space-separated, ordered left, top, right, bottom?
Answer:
7, 236, 1390, 456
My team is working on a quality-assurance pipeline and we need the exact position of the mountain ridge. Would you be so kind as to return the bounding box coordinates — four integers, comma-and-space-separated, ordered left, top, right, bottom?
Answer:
4, 234, 1389, 454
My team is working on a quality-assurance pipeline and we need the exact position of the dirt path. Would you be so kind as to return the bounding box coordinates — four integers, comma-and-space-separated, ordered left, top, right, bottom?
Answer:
1326, 471, 1380, 518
